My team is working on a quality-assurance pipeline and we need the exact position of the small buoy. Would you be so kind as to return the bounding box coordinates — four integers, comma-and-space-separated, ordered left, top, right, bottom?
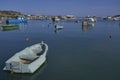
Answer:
109, 35, 112, 39
26, 37, 30, 42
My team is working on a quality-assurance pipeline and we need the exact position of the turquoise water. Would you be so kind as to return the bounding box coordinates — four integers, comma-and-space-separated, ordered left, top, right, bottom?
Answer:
0, 20, 120, 80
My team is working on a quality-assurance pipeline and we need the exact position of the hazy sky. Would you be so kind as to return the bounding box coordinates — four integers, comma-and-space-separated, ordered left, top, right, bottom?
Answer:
0, 0, 120, 16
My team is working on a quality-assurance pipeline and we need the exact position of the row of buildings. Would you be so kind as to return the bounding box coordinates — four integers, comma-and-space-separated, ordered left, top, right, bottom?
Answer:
24, 14, 77, 20
103, 15, 120, 21
0, 10, 120, 21
0, 10, 77, 20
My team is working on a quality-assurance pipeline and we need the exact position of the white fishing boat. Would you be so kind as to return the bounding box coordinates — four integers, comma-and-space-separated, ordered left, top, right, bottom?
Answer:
3, 41, 48, 73
55, 25, 63, 29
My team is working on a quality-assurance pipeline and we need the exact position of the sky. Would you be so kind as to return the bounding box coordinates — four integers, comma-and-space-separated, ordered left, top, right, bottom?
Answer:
0, 0, 120, 17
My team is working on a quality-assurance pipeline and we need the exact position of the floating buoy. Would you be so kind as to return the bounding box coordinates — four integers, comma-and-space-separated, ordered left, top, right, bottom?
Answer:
25, 37, 30, 42
109, 35, 112, 39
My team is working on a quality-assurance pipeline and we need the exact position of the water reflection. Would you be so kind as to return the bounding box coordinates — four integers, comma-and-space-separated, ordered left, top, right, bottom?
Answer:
3, 61, 48, 80
54, 28, 63, 34
82, 23, 94, 32
18, 23, 28, 30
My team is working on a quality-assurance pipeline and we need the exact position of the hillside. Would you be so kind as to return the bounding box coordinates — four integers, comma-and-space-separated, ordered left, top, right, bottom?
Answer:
0, 10, 23, 18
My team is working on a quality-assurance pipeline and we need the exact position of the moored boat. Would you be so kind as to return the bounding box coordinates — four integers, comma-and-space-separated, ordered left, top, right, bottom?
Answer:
0, 24, 18, 31
6, 16, 28, 24
3, 41, 48, 73
55, 25, 63, 29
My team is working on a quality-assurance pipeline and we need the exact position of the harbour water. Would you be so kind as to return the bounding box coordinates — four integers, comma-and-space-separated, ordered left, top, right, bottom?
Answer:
0, 20, 120, 80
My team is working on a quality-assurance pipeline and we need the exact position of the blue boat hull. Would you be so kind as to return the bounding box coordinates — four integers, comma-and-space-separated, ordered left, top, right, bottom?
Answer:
55, 25, 63, 29
6, 19, 28, 24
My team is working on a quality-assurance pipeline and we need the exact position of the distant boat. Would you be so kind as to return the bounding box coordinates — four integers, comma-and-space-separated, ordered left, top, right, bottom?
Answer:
87, 17, 96, 22
54, 25, 63, 34
52, 17, 60, 22
0, 24, 19, 31
6, 19, 28, 24
6, 16, 28, 24
82, 17, 96, 26
3, 41, 48, 73
55, 25, 63, 29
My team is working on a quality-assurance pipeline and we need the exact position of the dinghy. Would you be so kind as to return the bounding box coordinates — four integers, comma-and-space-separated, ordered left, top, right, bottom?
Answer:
3, 41, 48, 73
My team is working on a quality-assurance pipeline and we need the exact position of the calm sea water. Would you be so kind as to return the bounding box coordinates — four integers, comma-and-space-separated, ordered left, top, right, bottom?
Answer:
0, 20, 120, 80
